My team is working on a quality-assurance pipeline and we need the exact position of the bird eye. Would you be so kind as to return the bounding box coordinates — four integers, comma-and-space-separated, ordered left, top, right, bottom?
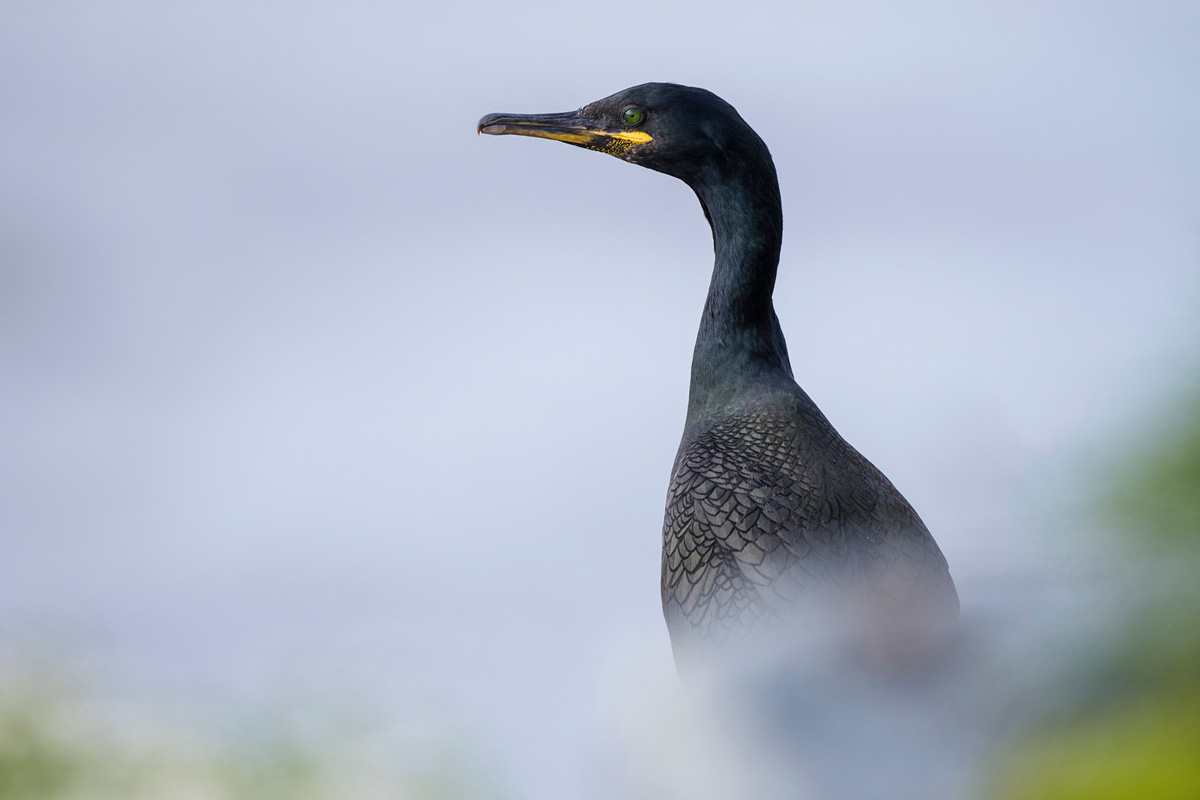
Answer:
622, 106, 646, 127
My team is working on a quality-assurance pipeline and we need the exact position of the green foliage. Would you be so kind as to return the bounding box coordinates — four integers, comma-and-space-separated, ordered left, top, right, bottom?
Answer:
1107, 392, 1200, 546
0, 667, 498, 800
986, 383, 1200, 799
0, 674, 87, 799
985, 686, 1200, 800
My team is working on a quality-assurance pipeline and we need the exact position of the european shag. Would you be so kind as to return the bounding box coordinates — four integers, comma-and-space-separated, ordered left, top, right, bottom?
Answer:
479, 83, 958, 664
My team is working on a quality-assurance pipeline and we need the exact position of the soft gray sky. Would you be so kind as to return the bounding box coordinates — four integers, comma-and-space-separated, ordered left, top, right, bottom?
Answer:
2, 1, 1198, 797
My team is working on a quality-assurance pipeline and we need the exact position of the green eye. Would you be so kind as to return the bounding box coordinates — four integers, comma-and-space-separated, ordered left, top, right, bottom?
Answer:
622, 106, 645, 126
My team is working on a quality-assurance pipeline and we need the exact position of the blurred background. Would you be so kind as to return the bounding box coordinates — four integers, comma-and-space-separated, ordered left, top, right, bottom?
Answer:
1, 1, 1197, 798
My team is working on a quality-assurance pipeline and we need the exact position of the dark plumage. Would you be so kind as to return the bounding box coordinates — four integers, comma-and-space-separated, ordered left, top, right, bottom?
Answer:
479, 83, 957, 665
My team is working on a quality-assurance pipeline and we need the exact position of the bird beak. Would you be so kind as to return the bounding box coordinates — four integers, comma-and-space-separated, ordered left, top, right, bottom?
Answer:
477, 109, 651, 156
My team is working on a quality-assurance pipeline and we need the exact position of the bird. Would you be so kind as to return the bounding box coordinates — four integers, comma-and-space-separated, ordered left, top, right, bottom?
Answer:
478, 83, 958, 667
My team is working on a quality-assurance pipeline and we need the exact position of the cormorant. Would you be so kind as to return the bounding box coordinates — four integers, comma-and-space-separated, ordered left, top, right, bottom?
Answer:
479, 83, 958, 666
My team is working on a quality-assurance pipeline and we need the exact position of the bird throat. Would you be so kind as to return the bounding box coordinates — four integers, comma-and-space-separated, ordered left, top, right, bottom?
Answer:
686, 170, 791, 424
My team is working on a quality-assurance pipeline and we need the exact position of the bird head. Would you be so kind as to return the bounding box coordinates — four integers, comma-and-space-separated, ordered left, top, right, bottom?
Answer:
478, 82, 772, 189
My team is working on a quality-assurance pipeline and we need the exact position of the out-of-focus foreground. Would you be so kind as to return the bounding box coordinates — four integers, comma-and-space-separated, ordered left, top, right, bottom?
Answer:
0, 663, 499, 800
982, 386, 1200, 800
3, 383, 1199, 798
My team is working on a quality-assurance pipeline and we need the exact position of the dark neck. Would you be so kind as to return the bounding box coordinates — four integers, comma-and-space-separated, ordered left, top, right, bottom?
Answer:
686, 163, 792, 423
